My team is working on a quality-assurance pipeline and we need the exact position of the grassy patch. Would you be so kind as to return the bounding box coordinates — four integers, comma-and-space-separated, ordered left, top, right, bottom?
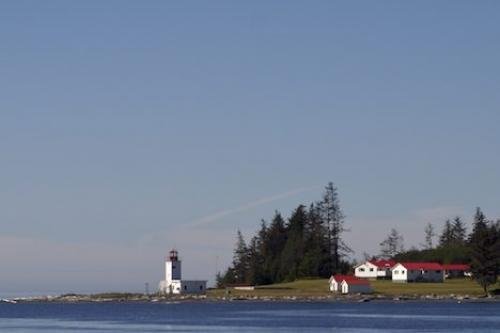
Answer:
208, 279, 330, 298
371, 279, 485, 296
208, 278, 499, 298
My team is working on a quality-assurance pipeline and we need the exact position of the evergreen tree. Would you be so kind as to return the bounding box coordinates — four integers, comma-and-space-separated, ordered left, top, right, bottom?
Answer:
451, 216, 467, 244
300, 203, 330, 278
423, 222, 436, 249
232, 230, 249, 284
469, 207, 499, 296
279, 205, 307, 281
246, 235, 264, 285
319, 182, 351, 274
439, 219, 454, 246
379, 228, 404, 259
264, 211, 288, 282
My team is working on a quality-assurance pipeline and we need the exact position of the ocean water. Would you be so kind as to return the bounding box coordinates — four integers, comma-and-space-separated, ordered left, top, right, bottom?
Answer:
0, 301, 499, 332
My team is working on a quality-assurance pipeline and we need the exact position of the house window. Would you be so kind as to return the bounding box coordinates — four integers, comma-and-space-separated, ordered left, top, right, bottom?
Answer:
184, 285, 187, 290
369, 268, 374, 272
401, 270, 405, 274
394, 270, 399, 274
359, 268, 365, 272
200, 285, 203, 290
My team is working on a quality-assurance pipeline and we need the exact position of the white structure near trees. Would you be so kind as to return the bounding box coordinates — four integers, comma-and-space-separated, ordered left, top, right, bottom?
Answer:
340, 279, 373, 294
329, 275, 352, 292
329, 274, 373, 294
158, 249, 207, 294
391, 262, 444, 283
354, 260, 396, 279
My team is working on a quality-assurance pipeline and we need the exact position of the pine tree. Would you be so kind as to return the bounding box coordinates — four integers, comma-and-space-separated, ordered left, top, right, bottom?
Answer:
264, 211, 287, 282
279, 205, 307, 281
379, 228, 404, 259
299, 203, 330, 278
424, 222, 436, 249
469, 207, 499, 296
232, 230, 249, 284
246, 235, 264, 285
319, 182, 351, 274
439, 219, 454, 246
451, 216, 467, 244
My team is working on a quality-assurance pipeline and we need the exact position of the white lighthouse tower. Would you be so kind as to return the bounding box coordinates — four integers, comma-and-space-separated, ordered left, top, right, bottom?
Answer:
165, 249, 181, 286
158, 249, 207, 295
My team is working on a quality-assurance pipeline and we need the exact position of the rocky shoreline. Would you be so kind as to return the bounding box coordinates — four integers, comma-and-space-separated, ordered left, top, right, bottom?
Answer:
3, 292, 499, 304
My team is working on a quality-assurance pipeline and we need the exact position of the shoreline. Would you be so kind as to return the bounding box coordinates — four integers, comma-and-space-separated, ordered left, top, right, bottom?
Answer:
4, 293, 499, 304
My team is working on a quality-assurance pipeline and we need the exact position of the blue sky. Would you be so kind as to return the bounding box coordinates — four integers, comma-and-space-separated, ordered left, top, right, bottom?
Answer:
1, 1, 499, 295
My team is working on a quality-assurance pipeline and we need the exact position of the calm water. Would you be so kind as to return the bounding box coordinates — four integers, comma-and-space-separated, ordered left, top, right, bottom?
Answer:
1, 301, 499, 332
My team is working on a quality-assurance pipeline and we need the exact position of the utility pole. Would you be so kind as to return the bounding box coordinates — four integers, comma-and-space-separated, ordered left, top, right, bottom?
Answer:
215, 255, 219, 287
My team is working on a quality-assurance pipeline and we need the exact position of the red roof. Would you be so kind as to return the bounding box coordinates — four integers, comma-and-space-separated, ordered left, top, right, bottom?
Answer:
343, 278, 370, 285
330, 274, 358, 283
330, 274, 370, 285
442, 264, 470, 271
398, 262, 443, 270
369, 259, 396, 268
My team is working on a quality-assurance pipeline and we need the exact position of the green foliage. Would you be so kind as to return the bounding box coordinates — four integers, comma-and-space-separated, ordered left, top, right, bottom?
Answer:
439, 217, 468, 247
394, 243, 470, 264
217, 183, 351, 286
379, 228, 404, 259
394, 207, 500, 295
468, 207, 500, 296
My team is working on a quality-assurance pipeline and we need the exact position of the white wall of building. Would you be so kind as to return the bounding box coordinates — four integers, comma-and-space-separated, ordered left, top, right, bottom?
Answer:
166, 260, 182, 284
392, 264, 444, 283
180, 280, 207, 294
340, 281, 372, 294
354, 262, 378, 279
329, 278, 340, 292
377, 267, 391, 278
391, 264, 408, 282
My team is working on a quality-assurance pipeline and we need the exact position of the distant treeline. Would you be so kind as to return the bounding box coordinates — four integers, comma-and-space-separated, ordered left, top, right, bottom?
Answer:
216, 183, 351, 287
388, 208, 500, 294
218, 183, 500, 295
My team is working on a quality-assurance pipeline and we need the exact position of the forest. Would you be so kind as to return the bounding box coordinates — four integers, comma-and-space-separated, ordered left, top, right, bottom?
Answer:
217, 183, 500, 294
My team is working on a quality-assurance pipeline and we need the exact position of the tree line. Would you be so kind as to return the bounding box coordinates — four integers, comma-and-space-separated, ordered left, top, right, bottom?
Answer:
216, 182, 351, 287
378, 207, 500, 295
217, 182, 499, 295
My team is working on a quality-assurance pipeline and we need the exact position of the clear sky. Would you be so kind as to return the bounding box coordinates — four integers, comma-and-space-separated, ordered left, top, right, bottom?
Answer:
1, 1, 499, 295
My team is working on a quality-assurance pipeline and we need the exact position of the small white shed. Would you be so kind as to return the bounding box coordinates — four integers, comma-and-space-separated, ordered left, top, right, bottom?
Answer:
340, 279, 373, 294
329, 275, 353, 292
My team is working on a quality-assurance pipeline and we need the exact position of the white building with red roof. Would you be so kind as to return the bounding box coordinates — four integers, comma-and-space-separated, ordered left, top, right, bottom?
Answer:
340, 278, 373, 294
391, 262, 445, 283
329, 274, 373, 294
442, 264, 471, 278
329, 274, 356, 292
354, 260, 396, 279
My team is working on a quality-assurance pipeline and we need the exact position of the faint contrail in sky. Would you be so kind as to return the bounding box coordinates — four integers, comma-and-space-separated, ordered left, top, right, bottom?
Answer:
189, 185, 320, 227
